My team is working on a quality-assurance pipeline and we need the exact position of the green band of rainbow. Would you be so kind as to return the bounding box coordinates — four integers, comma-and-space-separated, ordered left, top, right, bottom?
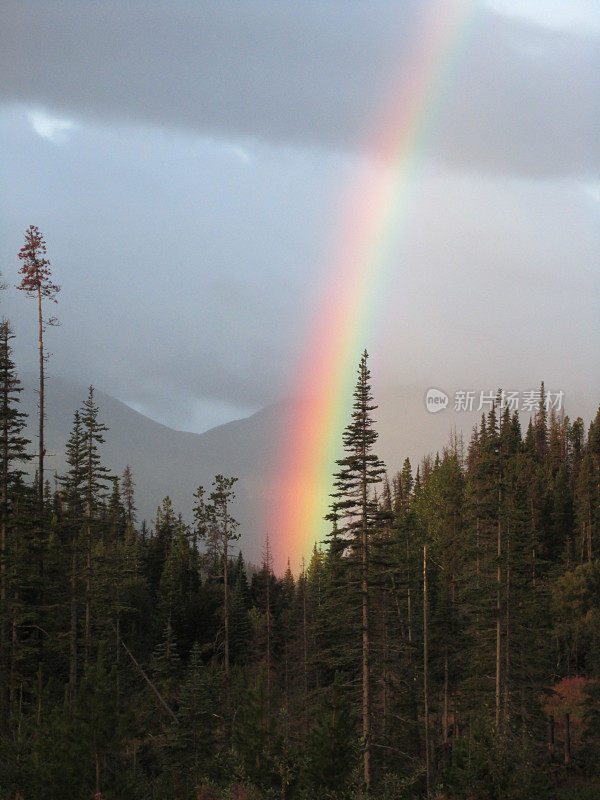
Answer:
271, 0, 476, 571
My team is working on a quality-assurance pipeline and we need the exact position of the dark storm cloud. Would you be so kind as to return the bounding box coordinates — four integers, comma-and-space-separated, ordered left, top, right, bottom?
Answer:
1, 0, 597, 178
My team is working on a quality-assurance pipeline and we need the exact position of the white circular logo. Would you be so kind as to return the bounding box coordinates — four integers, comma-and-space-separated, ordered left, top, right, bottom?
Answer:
425, 388, 449, 413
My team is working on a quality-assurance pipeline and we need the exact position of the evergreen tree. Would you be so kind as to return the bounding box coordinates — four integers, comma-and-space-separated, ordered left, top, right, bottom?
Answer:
80, 387, 110, 666
76, 649, 121, 797
194, 475, 240, 696
60, 410, 86, 710
122, 464, 137, 526
169, 643, 225, 786
304, 675, 357, 795
331, 350, 385, 790
0, 320, 30, 724
147, 495, 178, 594
16, 225, 59, 511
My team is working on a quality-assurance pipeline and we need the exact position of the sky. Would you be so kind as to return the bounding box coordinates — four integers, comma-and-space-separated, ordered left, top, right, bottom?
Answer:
0, 0, 598, 433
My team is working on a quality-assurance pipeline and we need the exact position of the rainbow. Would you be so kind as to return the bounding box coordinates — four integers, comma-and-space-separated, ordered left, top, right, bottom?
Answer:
270, 0, 476, 572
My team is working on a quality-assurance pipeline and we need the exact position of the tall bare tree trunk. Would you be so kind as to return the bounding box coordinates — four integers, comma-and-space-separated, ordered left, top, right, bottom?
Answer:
443, 649, 449, 748
530, 499, 537, 586
9, 507, 20, 710
587, 501, 592, 562
362, 453, 371, 791
496, 514, 502, 729
382, 609, 389, 771
284, 642, 290, 743
10, 600, 18, 708
37, 287, 44, 512
406, 536, 412, 654
266, 543, 271, 702
423, 545, 431, 799
95, 742, 100, 795
302, 559, 308, 703
85, 518, 91, 669
0, 518, 5, 722
1, 340, 8, 721
505, 534, 510, 718
115, 575, 121, 715
548, 714, 555, 759
69, 533, 78, 712
223, 526, 230, 707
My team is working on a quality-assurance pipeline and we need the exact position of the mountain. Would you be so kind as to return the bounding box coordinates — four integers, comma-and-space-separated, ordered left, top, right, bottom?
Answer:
18, 372, 597, 569
19, 372, 281, 565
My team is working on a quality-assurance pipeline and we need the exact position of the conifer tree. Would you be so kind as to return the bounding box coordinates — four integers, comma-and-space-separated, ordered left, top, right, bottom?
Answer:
107, 475, 126, 545
76, 649, 121, 797
261, 534, 274, 702
194, 475, 239, 695
304, 675, 357, 793
574, 453, 596, 564
0, 320, 30, 722
16, 226, 59, 511
171, 643, 223, 784
60, 409, 86, 710
331, 350, 385, 790
122, 465, 136, 526
80, 387, 110, 666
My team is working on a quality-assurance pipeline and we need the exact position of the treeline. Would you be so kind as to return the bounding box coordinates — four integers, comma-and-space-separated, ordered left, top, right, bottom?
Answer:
1, 232, 600, 800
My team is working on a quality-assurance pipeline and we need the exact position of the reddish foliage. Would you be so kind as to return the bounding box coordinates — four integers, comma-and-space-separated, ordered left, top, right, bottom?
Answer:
195, 784, 261, 800
196, 786, 222, 800
543, 676, 595, 723
16, 225, 60, 301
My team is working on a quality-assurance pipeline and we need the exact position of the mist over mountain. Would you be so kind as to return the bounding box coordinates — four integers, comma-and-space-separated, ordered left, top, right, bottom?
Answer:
18, 371, 597, 568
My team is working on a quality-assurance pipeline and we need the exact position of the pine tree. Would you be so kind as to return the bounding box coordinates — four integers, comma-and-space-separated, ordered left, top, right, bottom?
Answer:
574, 453, 597, 564
261, 534, 274, 703
194, 475, 240, 696
0, 320, 30, 723
171, 643, 224, 784
107, 475, 126, 546
331, 350, 385, 790
121, 465, 137, 526
534, 382, 549, 465
16, 226, 59, 511
147, 496, 178, 595
79, 387, 110, 667
76, 648, 121, 796
415, 451, 466, 778
151, 617, 182, 703
60, 410, 86, 710
228, 561, 252, 666
157, 516, 192, 638
304, 675, 357, 793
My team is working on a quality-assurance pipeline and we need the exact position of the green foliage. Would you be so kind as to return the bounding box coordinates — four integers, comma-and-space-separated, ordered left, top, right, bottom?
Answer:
441, 715, 547, 800
2, 316, 600, 799
233, 669, 280, 789
303, 676, 358, 795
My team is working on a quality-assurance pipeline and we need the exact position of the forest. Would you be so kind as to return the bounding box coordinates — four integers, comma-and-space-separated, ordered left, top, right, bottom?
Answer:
1, 228, 600, 800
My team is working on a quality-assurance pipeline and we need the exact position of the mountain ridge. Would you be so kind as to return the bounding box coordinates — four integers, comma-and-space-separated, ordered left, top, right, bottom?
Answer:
16, 371, 597, 569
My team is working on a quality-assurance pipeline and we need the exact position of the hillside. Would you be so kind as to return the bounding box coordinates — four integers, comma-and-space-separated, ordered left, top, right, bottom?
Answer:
18, 371, 596, 566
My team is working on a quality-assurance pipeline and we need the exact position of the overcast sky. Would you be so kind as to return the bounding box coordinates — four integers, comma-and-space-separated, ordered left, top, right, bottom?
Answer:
0, 0, 598, 432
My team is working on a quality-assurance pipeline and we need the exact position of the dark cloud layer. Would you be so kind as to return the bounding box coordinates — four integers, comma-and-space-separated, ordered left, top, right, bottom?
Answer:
1, 0, 597, 178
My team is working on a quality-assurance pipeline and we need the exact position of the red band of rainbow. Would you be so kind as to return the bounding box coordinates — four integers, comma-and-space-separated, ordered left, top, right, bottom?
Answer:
270, 0, 476, 572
